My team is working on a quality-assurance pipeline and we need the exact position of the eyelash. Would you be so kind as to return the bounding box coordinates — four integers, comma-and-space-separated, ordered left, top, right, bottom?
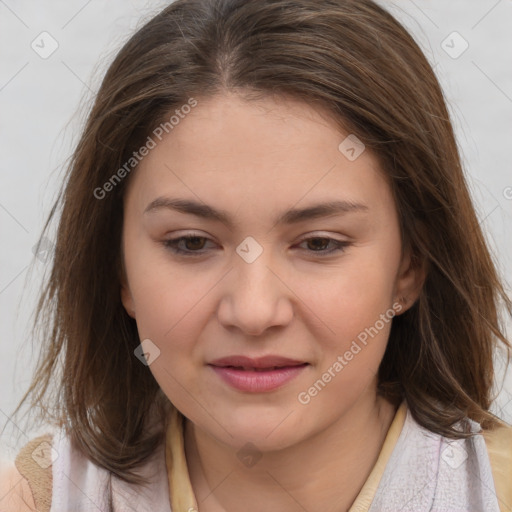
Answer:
162, 234, 350, 257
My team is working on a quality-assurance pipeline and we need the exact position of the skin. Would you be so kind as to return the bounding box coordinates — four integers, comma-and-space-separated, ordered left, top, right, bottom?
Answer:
121, 91, 425, 512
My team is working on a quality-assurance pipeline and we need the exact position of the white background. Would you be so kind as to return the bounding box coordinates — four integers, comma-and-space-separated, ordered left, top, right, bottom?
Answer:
1, 0, 511, 463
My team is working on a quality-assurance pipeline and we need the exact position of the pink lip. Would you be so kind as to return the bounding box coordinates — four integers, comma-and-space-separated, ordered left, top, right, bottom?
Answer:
209, 355, 306, 369
208, 355, 309, 392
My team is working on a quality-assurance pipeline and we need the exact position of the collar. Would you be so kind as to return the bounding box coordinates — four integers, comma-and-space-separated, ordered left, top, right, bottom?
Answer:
165, 400, 408, 512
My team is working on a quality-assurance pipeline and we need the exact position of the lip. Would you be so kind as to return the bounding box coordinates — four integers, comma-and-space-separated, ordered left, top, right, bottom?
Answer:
208, 355, 309, 392
209, 355, 307, 369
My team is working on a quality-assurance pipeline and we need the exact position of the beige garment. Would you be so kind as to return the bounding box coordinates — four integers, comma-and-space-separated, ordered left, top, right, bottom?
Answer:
163, 401, 408, 512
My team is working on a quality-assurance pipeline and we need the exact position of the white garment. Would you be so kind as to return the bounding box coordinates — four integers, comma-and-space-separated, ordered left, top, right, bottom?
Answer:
50, 432, 171, 512
366, 406, 502, 512
49, 405, 501, 512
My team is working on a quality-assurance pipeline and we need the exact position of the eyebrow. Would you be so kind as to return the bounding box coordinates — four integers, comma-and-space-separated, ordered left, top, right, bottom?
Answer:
143, 197, 369, 227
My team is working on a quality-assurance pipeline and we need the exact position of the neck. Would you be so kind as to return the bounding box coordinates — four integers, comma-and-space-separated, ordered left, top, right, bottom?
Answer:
183, 389, 399, 512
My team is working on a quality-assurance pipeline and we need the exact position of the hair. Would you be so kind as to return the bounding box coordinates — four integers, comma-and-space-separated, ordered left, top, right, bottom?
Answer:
13, 0, 512, 486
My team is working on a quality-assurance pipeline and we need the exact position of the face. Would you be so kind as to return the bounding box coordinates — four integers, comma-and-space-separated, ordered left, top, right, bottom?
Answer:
121, 91, 422, 451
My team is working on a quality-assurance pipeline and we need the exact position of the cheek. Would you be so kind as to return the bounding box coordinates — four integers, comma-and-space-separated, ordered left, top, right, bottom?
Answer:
131, 272, 206, 349
315, 260, 397, 333
126, 252, 223, 393
300, 271, 396, 410
125, 239, 204, 333
129, 268, 209, 410
303, 246, 399, 374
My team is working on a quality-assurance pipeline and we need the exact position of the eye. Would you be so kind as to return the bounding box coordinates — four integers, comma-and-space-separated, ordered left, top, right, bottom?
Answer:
295, 236, 350, 256
162, 234, 214, 256
162, 234, 350, 258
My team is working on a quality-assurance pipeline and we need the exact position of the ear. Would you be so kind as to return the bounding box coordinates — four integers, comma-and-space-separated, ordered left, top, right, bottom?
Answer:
119, 260, 136, 319
393, 245, 426, 315
121, 283, 136, 319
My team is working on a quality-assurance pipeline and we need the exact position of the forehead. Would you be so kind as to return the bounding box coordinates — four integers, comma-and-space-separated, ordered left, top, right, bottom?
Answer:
124, 92, 393, 222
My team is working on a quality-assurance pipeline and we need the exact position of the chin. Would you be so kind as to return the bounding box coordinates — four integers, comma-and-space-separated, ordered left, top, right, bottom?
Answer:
213, 410, 307, 452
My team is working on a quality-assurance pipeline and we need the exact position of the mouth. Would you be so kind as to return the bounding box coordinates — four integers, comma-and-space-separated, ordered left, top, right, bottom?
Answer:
208, 356, 310, 392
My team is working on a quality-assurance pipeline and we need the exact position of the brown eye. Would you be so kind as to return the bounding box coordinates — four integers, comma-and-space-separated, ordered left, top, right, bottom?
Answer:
182, 236, 207, 250
296, 237, 350, 256
305, 237, 330, 251
163, 235, 213, 256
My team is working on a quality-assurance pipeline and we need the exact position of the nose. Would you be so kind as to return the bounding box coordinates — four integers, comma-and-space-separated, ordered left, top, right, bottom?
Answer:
217, 252, 294, 336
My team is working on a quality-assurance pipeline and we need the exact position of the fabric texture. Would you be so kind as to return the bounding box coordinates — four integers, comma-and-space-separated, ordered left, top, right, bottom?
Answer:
47, 430, 171, 512
13, 433, 53, 512
348, 400, 408, 510
366, 405, 503, 511
12, 399, 512, 511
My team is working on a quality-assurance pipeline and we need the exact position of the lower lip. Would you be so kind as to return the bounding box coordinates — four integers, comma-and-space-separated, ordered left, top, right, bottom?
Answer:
209, 364, 309, 392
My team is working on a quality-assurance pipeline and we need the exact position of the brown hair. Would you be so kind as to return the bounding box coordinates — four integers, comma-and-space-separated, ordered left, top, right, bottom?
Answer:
15, 0, 512, 486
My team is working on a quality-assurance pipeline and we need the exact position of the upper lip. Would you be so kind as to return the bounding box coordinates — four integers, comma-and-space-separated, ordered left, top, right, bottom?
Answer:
209, 355, 307, 369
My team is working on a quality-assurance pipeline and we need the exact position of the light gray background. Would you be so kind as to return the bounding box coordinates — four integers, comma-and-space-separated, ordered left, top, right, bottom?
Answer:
1, 0, 511, 464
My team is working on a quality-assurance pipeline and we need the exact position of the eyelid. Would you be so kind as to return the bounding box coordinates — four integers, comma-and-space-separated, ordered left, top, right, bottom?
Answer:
296, 231, 349, 242
165, 230, 349, 242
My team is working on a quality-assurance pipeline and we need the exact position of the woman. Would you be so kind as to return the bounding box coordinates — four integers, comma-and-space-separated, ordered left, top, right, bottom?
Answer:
2, 0, 511, 510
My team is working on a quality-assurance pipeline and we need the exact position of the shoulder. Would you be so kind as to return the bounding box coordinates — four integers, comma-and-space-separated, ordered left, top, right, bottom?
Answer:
0, 434, 54, 512
482, 419, 512, 512
482, 418, 512, 466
